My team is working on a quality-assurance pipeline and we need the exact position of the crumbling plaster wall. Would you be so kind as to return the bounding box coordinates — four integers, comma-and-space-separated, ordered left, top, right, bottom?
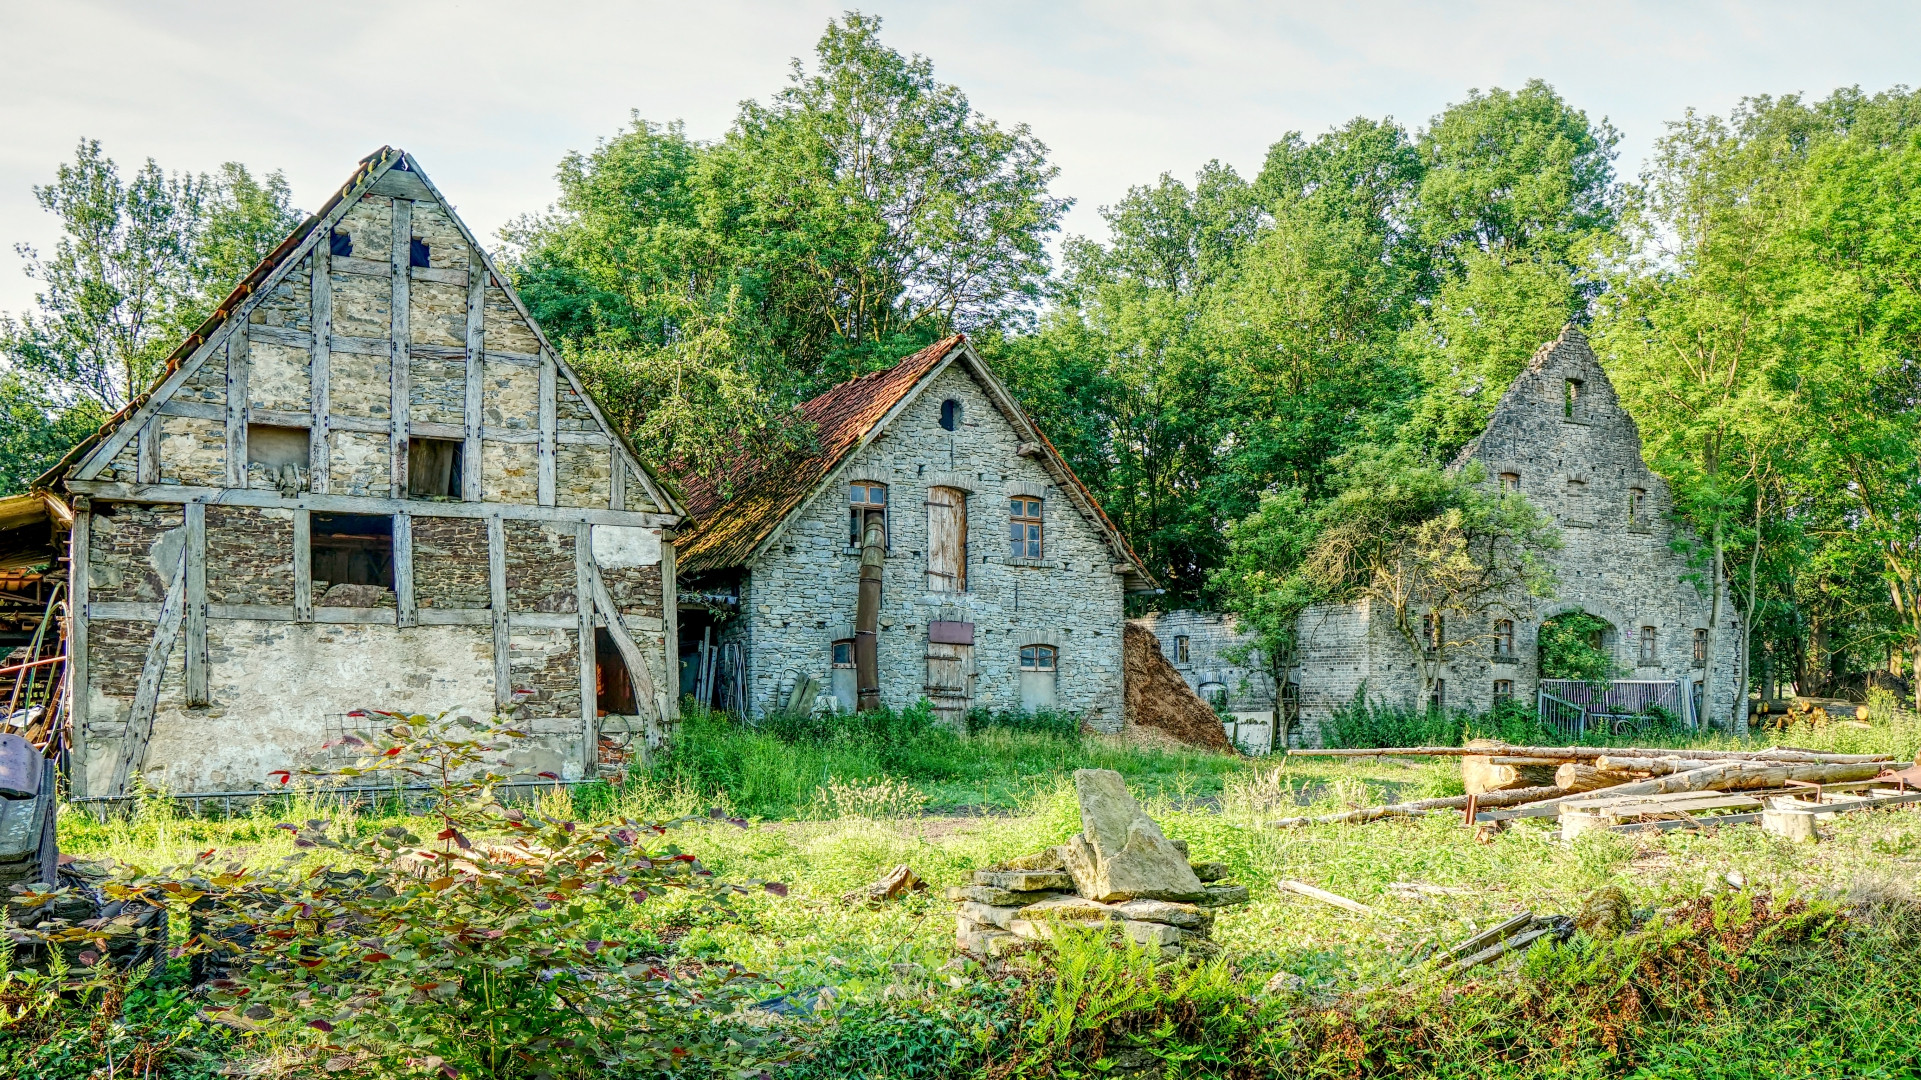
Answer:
729, 363, 1129, 728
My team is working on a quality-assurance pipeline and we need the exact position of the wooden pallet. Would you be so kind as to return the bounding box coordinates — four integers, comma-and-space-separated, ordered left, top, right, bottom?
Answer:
1559, 783, 1921, 838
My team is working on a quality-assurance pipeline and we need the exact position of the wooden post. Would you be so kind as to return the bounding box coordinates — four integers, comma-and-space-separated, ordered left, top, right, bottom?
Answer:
660, 531, 677, 722
67, 497, 90, 798
394, 510, 416, 628
537, 357, 556, 506
184, 499, 208, 706
292, 508, 312, 623
462, 247, 485, 503
489, 514, 510, 710
575, 521, 597, 775
310, 245, 333, 492
137, 417, 158, 484
225, 333, 250, 488
390, 198, 413, 499
608, 451, 625, 511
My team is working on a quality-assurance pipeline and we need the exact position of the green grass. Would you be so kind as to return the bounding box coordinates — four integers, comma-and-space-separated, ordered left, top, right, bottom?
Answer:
28, 706, 1921, 1078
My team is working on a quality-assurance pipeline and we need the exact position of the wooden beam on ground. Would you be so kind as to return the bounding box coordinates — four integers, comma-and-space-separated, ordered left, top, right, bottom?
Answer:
390, 197, 413, 499
112, 548, 187, 796
310, 244, 333, 492
489, 514, 510, 709
184, 499, 207, 706
1278, 879, 1374, 916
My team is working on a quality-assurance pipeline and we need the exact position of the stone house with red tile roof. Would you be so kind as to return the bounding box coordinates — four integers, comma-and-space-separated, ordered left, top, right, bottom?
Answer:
40, 148, 683, 798
674, 335, 1155, 728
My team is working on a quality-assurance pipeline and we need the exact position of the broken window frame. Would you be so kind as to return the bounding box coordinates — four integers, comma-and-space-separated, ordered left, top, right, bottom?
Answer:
1498, 472, 1520, 494
1493, 679, 1514, 703
1008, 496, 1043, 559
309, 512, 397, 596
1693, 628, 1709, 667
1627, 486, 1646, 524
848, 482, 889, 549
1421, 612, 1444, 651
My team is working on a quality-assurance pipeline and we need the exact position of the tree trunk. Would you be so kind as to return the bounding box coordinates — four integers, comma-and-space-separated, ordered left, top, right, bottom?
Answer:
1269, 784, 1564, 828
1573, 759, 1883, 800
1735, 489, 1761, 733
1703, 519, 1724, 729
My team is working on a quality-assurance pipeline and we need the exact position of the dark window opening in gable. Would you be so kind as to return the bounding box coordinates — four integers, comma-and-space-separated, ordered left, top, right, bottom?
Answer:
1564, 378, 1584, 419
596, 628, 637, 716
329, 229, 352, 257
410, 237, 431, 268
1499, 472, 1520, 493
311, 512, 395, 595
407, 437, 463, 500
939, 398, 962, 431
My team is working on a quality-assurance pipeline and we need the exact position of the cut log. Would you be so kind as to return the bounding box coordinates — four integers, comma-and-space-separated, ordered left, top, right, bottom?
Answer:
1289, 745, 1891, 763
1269, 785, 1563, 828
1566, 760, 1885, 801
1554, 763, 1633, 792
1593, 755, 1720, 776
1464, 757, 1560, 794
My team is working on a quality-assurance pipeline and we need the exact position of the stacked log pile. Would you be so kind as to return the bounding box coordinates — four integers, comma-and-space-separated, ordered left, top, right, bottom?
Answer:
951, 769, 1249, 958
1274, 743, 1902, 828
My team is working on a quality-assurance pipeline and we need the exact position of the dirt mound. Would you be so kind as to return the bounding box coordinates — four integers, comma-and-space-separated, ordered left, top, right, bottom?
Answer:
1123, 620, 1236, 753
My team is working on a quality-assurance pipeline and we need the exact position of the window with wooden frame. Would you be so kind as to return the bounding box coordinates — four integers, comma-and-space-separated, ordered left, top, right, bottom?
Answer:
1639, 626, 1657, 664
1019, 643, 1058, 711
848, 482, 888, 547
1499, 472, 1520, 494
830, 639, 857, 711
1421, 612, 1444, 650
1493, 679, 1514, 703
1628, 487, 1646, 524
1693, 628, 1709, 667
1175, 635, 1190, 664
1429, 679, 1446, 712
1493, 619, 1514, 656
1020, 644, 1057, 671
1008, 496, 1042, 558
310, 513, 395, 596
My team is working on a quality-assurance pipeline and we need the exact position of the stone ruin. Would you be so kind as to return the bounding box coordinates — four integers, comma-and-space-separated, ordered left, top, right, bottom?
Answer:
950, 769, 1249, 958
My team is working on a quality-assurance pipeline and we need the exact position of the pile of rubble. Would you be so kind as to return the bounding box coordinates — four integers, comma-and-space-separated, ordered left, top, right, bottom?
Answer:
950, 769, 1248, 958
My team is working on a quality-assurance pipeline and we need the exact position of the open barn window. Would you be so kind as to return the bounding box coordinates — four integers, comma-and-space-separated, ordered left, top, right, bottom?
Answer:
311, 513, 394, 602
407, 437, 463, 499
410, 237, 431, 268
329, 229, 352, 257
596, 628, 637, 715
939, 398, 962, 431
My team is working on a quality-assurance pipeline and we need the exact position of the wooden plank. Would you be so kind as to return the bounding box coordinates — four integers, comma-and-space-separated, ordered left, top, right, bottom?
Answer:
463, 245, 485, 503
63, 480, 680, 528
609, 450, 625, 511
112, 547, 187, 796
160, 399, 225, 420
330, 334, 393, 356
390, 197, 412, 499
394, 510, 416, 628
67, 498, 90, 797
489, 514, 510, 709
584, 555, 659, 721
1607, 813, 1764, 834
249, 325, 311, 349
327, 414, 388, 434
411, 265, 467, 286
225, 330, 250, 487
136, 413, 158, 484
538, 357, 556, 506
293, 508, 312, 623
310, 243, 332, 492
482, 428, 540, 444
330, 254, 390, 278
576, 522, 597, 774
410, 419, 464, 440
184, 499, 207, 706
249, 409, 311, 429
1571, 794, 1764, 817
659, 533, 676, 721
557, 431, 611, 447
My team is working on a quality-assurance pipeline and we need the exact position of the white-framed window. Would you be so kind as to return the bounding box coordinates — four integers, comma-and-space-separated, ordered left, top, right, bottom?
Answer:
1009, 496, 1043, 558
1019, 643, 1058, 711
849, 481, 888, 547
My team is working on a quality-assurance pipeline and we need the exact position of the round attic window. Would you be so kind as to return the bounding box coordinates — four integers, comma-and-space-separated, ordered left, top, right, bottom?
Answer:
939, 398, 962, 431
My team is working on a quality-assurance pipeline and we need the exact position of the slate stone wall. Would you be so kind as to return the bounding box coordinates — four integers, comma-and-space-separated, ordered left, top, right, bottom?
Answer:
725, 363, 1130, 728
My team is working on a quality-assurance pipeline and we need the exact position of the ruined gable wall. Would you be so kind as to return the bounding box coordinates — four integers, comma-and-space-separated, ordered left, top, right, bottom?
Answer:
732, 362, 1128, 728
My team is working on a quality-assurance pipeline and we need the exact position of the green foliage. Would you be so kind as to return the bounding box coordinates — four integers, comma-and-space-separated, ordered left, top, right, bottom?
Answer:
1537, 611, 1620, 683
0, 953, 232, 1080
0, 372, 102, 494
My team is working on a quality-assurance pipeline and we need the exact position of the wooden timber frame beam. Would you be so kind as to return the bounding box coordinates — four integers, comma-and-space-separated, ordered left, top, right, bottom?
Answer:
462, 245, 486, 503
67, 496, 90, 795
111, 544, 188, 796
184, 498, 208, 706
575, 522, 598, 775
225, 333, 250, 488
390, 197, 413, 500
62, 481, 675, 529
583, 552, 659, 727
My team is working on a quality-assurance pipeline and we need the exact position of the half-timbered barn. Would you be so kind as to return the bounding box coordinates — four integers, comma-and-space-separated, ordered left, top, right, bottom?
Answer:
41, 148, 684, 799
674, 336, 1155, 728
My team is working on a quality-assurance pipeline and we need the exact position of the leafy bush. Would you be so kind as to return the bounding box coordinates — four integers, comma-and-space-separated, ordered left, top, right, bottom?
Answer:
1538, 611, 1619, 683
962, 706, 1081, 739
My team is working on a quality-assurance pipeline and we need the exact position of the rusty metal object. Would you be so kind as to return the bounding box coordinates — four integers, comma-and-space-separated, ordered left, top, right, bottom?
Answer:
854, 514, 886, 712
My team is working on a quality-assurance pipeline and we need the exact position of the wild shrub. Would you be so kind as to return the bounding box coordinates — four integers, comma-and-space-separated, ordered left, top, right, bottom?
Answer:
21, 712, 793, 1079
963, 706, 1081, 739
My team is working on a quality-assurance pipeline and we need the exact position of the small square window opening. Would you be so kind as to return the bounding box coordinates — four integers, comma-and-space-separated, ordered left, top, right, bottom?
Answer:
329, 229, 352, 257
311, 512, 395, 598
1493, 679, 1514, 703
1009, 497, 1043, 558
407, 437, 463, 499
1499, 472, 1520, 494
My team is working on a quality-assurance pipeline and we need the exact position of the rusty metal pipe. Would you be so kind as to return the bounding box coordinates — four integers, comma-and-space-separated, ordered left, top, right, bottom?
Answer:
855, 513, 885, 712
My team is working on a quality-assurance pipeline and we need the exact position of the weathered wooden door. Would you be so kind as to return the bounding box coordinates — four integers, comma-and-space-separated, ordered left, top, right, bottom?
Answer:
926, 486, 966, 593
926, 620, 975, 727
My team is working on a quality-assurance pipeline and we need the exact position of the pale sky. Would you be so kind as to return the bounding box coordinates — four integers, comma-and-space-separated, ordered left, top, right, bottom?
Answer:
2, 1, 1916, 316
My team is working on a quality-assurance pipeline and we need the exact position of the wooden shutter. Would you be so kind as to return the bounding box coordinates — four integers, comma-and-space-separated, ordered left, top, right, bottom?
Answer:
926, 486, 966, 592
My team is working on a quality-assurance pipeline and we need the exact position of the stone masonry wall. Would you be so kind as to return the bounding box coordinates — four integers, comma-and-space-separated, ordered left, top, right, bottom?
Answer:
1136, 610, 1275, 713
730, 363, 1129, 728
1291, 331, 1745, 736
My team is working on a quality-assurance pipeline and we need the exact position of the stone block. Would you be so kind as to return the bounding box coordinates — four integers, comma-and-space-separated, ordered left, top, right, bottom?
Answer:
972, 869, 1075, 892
1062, 769, 1205, 902
1189, 862, 1228, 882
944, 884, 1064, 907
1112, 899, 1212, 930
957, 901, 1022, 930
1014, 895, 1119, 922
1123, 919, 1195, 949
993, 848, 1066, 872
1197, 884, 1249, 908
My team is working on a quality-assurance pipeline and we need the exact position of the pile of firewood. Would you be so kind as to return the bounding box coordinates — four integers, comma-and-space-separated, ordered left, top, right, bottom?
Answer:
1271, 742, 1901, 828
